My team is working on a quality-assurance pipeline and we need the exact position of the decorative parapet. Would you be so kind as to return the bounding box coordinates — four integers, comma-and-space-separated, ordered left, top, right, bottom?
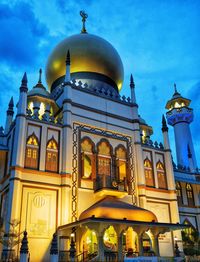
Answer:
26, 108, 63, 126
51, 79, 133, 105
166, 107, 193, 125
141, 139, 164, 150
173, 162, 200, 175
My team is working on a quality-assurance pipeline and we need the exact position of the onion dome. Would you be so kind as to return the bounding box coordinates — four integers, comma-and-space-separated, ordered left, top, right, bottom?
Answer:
45, 12, 124, 93
79, 197, 157, 222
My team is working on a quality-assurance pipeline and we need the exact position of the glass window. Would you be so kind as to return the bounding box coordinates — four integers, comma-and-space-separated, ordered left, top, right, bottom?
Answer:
186, 184, 195, 207
97, 140, 111, 177
116, 146, 127, 181
156, 161, 167, 189
81, 138, 95, 179
144, 158, 154, 187
176, 182, 183, 205
25, 133, 39, 169
45, 137, 58, 173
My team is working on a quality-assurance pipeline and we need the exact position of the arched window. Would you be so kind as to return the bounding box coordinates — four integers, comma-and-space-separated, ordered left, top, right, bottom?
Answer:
176, 182, 183, 205
45, 137, 58, 172
81, 138, 95, 179
97, 140, 111, 177
182, 219, 197, 243
144, 158, 154, 187
116, 145, 127, 181
156, 161, 167, 189
25, 133, 39, 169
186, 183, 195, 207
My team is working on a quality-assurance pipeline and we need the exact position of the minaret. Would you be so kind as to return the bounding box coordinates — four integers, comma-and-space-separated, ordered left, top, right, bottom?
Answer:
12, 73, 28, 166
61, 51, 73, 223
161, 115, 175, 190
165, 84, 197, 169
5, 97, 14, 134
162, 115, 170, 150
130, 74, 145, 206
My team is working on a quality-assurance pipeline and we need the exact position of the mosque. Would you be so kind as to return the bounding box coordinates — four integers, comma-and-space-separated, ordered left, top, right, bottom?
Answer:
0, 11, 199, 262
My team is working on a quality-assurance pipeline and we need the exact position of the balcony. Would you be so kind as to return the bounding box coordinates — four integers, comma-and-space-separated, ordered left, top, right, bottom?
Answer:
93, 174, 128, 198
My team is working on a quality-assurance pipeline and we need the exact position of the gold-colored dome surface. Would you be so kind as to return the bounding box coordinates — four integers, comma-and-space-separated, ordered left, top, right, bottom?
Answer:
45, 33, 124, 91
79, 197, 158, 222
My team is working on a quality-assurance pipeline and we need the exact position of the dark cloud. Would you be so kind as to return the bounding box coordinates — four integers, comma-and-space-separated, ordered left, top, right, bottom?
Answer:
0, 2, 48, 69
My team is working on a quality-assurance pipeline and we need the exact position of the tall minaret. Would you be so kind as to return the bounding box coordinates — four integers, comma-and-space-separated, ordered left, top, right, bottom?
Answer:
165, 84, 197, 170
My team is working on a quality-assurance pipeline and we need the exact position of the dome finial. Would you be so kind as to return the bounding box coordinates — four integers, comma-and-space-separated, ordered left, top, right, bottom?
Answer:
80, 10, 88, 33
38, 69, 42, 84
130, 74, 135, 88
174, 83, 178, 94
66, 50, 70, 65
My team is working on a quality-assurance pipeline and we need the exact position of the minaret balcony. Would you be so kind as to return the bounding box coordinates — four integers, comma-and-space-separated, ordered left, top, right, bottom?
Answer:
166, 107, 193, 125
93, 174, 128, 198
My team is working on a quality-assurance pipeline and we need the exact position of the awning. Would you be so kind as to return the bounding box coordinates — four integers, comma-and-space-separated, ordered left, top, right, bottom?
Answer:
58, 216, 189, 234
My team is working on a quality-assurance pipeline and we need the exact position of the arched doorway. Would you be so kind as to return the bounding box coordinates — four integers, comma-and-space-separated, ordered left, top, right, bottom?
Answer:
142, 231, 154, 256
123, 227, 139, 256
81, 229, 98, 255
103, 225, 117, 251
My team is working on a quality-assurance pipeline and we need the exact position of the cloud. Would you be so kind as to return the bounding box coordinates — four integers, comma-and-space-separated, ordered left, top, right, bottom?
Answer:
0, 2, 48, 69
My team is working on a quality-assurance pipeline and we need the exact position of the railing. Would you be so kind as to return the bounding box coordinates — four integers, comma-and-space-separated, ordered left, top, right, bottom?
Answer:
104, 251, 118, 262
59, 250, 98, 262
94, 174, 127, 192
59, 250, 70, 261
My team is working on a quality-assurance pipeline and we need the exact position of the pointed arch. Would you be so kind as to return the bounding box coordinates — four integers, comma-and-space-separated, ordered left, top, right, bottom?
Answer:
97, 139, 112, 177
182, 219, 197, 242
144, 157, 154, 187
81, 137, 95, 179
176, 182, 183, 205
115, 144, 127, 181
186, 183, 195, 207
25, 133, 39, 169
156, 160, 167, 189
45, 136, 59, 172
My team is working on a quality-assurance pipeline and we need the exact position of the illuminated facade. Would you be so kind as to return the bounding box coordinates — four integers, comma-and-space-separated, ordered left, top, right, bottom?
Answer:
0, 12, 199, 262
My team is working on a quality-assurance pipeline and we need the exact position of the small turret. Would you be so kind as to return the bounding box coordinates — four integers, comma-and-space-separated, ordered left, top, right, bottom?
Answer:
165, 84, 197, 169
161, 115, 170, 150
64, 50, 71, 83
18, 73, 28, 116
5, 97, 14, 134
130, 74, 136, 103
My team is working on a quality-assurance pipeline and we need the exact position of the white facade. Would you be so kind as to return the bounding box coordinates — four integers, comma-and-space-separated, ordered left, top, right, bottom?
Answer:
0, 27, 199, 262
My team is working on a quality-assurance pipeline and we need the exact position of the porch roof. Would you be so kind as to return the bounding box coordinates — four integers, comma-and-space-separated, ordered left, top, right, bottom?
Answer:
58, 216, 189, 234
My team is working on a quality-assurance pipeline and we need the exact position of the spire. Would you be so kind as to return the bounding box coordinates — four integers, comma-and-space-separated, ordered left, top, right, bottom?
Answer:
8, 97, 14, 109
34, 69, 45, 89
50, 232, 58, 255
22, 72, 27, 85
80, 10, 88, 33
20, 230, 29, 254
64, 50, 71, 83
66, 50, 70, 65
130, 74, 137, 104
162, 114, 168, 132
20, 72, 28, 92
130, 74, 135, 89
38, 68, 42, 84
173, 83, 180, 97
187, 144, 192, 158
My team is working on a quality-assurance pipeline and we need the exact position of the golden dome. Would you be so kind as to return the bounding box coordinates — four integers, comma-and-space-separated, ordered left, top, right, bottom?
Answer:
79, 197, 157, 222
45, 33, 124, 91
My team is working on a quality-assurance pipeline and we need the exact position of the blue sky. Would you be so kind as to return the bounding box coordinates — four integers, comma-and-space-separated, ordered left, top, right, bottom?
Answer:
0, 0, 200, 165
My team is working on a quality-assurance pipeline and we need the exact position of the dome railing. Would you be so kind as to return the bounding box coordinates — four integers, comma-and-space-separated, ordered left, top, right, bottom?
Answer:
51, 79, 132, 105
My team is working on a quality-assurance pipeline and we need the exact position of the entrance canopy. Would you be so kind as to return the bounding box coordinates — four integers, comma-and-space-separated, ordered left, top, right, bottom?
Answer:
58, 216, 189, 236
